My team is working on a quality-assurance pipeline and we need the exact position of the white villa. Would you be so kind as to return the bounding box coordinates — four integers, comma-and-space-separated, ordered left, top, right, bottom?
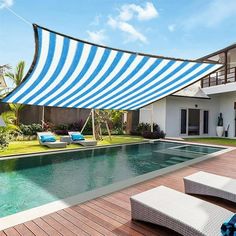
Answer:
139, 44, 236, 138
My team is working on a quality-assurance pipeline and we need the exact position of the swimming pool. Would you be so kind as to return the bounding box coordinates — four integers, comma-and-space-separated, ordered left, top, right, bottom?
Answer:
0, 141, 224, 218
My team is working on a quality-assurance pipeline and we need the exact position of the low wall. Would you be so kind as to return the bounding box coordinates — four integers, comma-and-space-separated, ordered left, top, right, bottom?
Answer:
0, 103, 90, 125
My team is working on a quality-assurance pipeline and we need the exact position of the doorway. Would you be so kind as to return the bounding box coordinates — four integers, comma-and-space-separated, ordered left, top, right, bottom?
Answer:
188, 109, 200, 135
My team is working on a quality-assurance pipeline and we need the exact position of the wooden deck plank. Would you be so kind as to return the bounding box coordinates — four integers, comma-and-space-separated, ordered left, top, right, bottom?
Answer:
23, 221, 48, 236
33, 218, 62, 236
3, 228, 21, 236
49, 212, 89, 236
60, 209, 104, 236
1, 149, 236, 235
14, 224, 35, 236
42, 215, 76, 236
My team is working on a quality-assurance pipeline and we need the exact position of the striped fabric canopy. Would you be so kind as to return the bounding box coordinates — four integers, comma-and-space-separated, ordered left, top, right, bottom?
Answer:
3, 24, 222, 110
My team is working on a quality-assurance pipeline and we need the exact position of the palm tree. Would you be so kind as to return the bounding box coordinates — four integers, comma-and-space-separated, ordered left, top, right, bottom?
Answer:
5, 61, 25, 86
4, 61, 26, 125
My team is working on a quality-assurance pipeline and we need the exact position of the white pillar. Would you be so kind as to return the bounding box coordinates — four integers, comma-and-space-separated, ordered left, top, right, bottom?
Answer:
91, 109, 96, 140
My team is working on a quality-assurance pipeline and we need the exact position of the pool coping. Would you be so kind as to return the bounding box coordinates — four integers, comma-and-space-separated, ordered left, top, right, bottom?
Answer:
0, 140, 234, 230
0, 138, 232, 161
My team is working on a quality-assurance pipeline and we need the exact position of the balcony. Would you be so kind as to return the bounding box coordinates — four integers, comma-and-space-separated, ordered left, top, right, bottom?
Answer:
201, 66, 236, 88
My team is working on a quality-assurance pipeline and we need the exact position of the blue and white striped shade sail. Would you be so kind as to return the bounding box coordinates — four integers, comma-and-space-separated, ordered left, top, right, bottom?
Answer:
3, 24, 223, 110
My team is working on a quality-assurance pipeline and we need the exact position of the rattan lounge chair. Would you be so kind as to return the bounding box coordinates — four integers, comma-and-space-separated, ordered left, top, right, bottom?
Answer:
184, 171, 236, 203
68, 132, 97, 146
130, 186, 233, 236
37, 132, 67, 148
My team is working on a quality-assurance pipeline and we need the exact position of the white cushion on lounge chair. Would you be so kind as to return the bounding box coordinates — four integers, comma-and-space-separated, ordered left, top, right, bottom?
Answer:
130, 186, 233, 236
184, 171, 236, 203
68, 132, 97, 146
37, 132, 67, 148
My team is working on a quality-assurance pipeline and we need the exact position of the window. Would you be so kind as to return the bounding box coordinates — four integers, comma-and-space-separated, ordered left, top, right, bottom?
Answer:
180, 109, 187, 134
203, 110, 209, 134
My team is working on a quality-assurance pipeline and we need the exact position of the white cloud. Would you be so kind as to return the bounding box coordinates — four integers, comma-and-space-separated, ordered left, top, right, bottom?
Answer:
90, 15, 101, 26
119, 2, 158, 21
185, 0, 236, 29
108, 16, 147, 43
0, 0, 13, 9
168, 24, 175, 32
86, 29, 107, 45
106, 2, 157, 44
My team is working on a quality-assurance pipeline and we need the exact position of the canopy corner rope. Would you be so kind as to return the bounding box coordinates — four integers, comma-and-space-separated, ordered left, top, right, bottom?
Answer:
2, 24, 223, 111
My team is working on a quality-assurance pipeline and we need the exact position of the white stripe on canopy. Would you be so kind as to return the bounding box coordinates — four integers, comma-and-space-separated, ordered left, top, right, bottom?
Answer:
3, 24, 223, 110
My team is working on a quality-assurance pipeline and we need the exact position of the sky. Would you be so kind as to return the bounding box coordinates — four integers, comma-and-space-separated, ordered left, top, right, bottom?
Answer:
1, 0, 236, 73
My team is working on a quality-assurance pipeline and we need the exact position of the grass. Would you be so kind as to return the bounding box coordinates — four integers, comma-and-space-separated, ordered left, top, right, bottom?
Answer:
0, 135, 145, 157
184, 137, 236, 147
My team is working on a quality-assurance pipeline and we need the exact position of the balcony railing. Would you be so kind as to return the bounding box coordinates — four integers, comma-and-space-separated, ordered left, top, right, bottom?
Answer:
201, 66, 236, 88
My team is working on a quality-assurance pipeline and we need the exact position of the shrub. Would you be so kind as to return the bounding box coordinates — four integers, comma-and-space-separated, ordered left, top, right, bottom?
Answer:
142, 130, 166, 139
68, 120, 84, 131
0, 130, 9, 150
20, 123, 43, 136
132, 122, 161, 136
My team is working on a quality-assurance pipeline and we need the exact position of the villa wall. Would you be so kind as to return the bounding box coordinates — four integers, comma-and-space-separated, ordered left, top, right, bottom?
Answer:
165, 96, 219, 137
214, 91, 236, 138
139, 98, 167, 132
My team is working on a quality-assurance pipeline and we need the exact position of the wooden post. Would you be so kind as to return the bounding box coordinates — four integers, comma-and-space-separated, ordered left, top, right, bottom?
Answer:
91, 109, 96, 140
41, 106, 45, 127
151, 104, 154, 132
105, 120, 112, 141
81, 111, 91, 133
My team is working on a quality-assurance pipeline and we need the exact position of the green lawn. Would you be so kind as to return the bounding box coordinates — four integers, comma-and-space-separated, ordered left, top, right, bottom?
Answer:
184, 137, 236, 147
0, 135, 145, 157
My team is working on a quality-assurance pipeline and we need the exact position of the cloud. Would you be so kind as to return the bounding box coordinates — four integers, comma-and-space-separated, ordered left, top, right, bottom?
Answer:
106, 2, 157, 44
185, 0, 236, 29
90, 15, 101, 26
168, 24, 176, 32
119, 2, 158, 21
108, 16, 147, 43
0, 0, 13, 9
86, 29, 107, 44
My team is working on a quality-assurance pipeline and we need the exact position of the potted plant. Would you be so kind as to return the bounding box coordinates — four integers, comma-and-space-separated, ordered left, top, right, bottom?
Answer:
216, 113, 224, 137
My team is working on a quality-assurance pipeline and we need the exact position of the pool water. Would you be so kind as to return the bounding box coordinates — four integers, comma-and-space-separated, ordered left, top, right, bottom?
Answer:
0, 141, 223, 217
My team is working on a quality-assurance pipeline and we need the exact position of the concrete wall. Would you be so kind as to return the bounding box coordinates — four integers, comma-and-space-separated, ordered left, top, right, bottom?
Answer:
165, 96, 219, 137
216, 91, 236, 137
139, 98, 166, 132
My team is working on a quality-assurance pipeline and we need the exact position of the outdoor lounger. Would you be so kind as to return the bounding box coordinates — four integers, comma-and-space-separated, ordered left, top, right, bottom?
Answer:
37, 132, 67, 148
130, 185, 233, 236
68, 132, 97, 146
184, 171, 236, 203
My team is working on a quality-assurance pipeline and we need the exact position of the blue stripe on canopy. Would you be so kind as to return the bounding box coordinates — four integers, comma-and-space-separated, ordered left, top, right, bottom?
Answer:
3, 24, 223, 110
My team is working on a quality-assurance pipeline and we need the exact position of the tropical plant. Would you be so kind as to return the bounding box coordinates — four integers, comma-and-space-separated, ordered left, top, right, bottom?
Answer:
19, 123, 43, 136
0, 111, 19, 150
8, 103, 25, 126
4, 61, 26, 125
5, 61, 25, 87
0, 111, 18, 132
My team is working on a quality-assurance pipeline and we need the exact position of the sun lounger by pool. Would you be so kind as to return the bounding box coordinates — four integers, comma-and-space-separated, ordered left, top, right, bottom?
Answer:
184, 171, 236, 203
130, 185, 233, 236
68, 132, 97, 146
37, 132, 67, 148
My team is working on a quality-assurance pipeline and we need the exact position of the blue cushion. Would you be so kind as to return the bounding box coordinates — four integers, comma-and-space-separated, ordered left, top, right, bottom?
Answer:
40, 135, 56, 143
71, 133, 85, 141
221, 214, 236, 236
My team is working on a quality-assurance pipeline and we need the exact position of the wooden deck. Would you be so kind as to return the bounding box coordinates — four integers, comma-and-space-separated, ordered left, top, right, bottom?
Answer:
1, 149, 236, 236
